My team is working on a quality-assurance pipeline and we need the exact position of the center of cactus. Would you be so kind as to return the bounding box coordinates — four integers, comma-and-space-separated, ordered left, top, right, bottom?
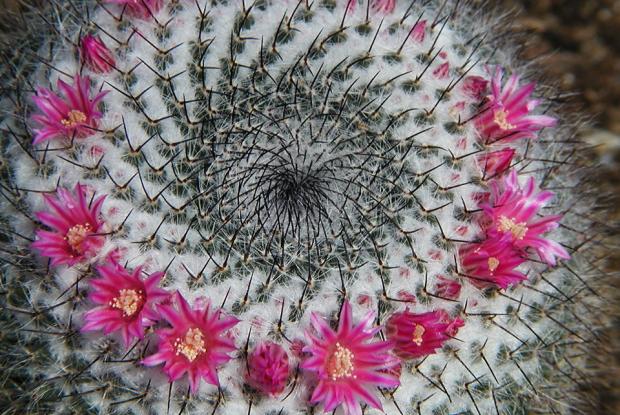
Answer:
497, 216, 528, 240
64, 223, 92, 253
200, 82, 405, 266
174, 328, 206, 362
263, 166, 326, 220
233, 145, 333, 243
110, 289, 143, 317
60, 109, 87, 127
327, 342, 356, 381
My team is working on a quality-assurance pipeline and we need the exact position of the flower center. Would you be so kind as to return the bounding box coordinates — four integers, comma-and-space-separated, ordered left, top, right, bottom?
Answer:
497, 216, 528, 240
110, 289, 143, 317
61, 109, 87, 127
493, 109, 515, 131
488, 257, 500, 272
412, 324, 425, 346
65, 223, 92, 253
175, 328, 207, 362
327, 343, 356, 381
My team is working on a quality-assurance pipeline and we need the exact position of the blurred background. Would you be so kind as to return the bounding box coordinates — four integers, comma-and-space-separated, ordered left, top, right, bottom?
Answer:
499, 2, 620, 411
0, 0, 618, 413
503, 0, 620, 135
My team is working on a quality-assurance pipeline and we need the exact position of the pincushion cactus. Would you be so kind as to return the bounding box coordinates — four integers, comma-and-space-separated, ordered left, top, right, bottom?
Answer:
0, 0, 609, 414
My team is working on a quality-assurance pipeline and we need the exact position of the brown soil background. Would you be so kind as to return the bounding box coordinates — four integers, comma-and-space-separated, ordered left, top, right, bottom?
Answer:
0, 0, 619, 413
503, 0, 620, 134
499, 2, 620, 411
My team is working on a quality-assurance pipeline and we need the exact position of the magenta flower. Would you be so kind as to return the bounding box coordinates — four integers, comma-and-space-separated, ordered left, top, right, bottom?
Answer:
459, 237, 528, 289
386, 309, 464, 360
372, 0, 396, 13
301, 300, 400, 415
31, 75, 107, 145
105, 0, 163, 18
246, 341, 290, 397
462, 75, 489, 101
483, 170, 570, 265
32, 184, 106, 267
410, 19, 427, 43
81, 35, 116, 73
142, 292, 239, 393
346, 0, 396, 16
477, 148, 515, 178
475, 67, 557, 143
82, 262, 169, 347
433, 62, 450, 79
433, 276, 462, 300
346, 0, 357, 13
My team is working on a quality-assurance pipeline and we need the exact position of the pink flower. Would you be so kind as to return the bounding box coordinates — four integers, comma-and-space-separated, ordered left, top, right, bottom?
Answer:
483, 170, 570, 265
81, 35, 116, 73
346, 0, 357, 13
105, 0, 163, 18
475, 67, 557, 143
410, 20, 427, 43
82, 262, 169, 347
372, 0, 396, 13
289, 338, 306, 359
380, 359, 402, 381
477, 148, 515, 178
433, 276, 461, 300
459, 237, 528, 289
142, 292, 239, 393
246, 341, 290, 397
462, 75, 488, 101
31, 75, 107, 145
433, 62, 450, 79
32, 184, 106, 267
301, 300, 400, 415
397, 290, 417, 303
386, 309, 464, 360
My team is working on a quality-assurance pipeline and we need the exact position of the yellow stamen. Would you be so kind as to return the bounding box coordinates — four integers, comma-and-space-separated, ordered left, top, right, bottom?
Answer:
60, 110, 87, 127
327, 342, 356, 381
110, 289, 143, 317
174, 328, 206, 362
412, 324, 425, 346
65, 223, 92, 253
497, 215, 528, 240
488, 257, 500, 272
493, 109, 515, 130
